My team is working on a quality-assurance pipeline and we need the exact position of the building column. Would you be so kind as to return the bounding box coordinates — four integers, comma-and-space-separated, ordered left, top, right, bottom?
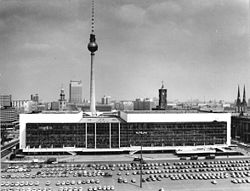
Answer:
227, 116, 231, 146
109, 123, 111, 149
94, 123, 96, 149
118, 123, 120, 148
85, 123, 87, 148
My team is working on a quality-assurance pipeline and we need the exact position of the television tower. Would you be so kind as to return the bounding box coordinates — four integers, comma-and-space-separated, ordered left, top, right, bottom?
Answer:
87, 0, 98, 116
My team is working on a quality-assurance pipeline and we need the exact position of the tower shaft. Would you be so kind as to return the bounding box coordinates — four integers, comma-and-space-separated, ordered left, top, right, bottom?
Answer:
90, 52, 96, 115
87, 0, 98, 116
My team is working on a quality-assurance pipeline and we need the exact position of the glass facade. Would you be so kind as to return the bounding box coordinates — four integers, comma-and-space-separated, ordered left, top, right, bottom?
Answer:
120, 122, 227, 147
26, 123, 85, 148
25, 121, 227, 149
87, 123, 95, 148
231, 116, 250, 143
111, 123, 119, 148
96, 123, 109, 148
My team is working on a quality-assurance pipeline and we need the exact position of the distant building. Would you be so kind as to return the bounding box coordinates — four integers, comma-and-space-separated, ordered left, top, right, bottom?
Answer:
12, 100, 29, 109
1, 95, 18, 144
37, 103, 50, 112
0, 95, 12, 108
114, 101, 134, 111
31, 94, 39, 103
69, 80, 82, 104
143, 98, 155, 110
134, 98, 155, 110
235, 85, 248, 114
101, 95, 111, 105
0, 95, 17, 123
153, 83, 167, 110
0, 107, 18, 125
242, 86, 247, 113
59, 88, 67, 111
12, 100, 33, 113
51, 101, 59, 111
158, 83, 167, 110
133, 98, 144, 110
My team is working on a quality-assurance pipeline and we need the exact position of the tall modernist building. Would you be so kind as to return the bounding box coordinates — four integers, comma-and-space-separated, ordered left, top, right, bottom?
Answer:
69, 80, 82, 104
1, 95, 18, 143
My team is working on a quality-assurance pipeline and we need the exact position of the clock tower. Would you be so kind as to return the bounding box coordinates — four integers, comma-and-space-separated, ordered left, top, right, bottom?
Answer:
158, 82, 167, 110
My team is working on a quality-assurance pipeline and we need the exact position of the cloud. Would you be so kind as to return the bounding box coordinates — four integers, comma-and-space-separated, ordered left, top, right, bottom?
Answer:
148, 1, 182, 15
117, 4, 146, 26
23, 42, 51, 51
0, 0, 249, 102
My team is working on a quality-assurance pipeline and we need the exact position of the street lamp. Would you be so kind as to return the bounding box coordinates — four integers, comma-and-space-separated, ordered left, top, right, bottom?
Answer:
135, 131, 147, 188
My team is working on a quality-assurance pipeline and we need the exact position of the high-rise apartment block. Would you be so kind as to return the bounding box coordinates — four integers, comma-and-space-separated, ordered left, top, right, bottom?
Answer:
0, 95, 12, 108
0, 94, 18, 139
101, 95, 111, 105
69, 80, 82, 104
31, 94, 39, 103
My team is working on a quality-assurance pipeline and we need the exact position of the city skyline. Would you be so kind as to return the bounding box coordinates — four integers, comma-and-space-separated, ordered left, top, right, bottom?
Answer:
0, 0, 249, 102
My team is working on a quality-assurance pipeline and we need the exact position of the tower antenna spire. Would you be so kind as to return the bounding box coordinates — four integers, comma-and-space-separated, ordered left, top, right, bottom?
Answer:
91, 0, 95, 34
161, 80, 164, 89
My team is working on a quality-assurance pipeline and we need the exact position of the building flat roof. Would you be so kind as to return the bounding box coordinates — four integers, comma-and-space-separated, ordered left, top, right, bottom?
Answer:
19, 110, 231, 124
119, 111, 231, 123
41, 111, 80, 114
80, 116, 121, 123
121, 109, 233, 114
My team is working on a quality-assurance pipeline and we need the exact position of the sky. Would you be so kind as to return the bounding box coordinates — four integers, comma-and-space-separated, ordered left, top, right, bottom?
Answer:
0, 0, 249, 102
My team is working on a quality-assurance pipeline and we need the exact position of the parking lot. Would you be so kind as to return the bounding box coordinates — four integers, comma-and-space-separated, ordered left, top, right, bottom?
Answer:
1, 156, 250, 191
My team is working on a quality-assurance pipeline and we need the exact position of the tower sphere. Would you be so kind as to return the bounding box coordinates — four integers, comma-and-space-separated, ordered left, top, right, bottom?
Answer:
88, 41, 98, 52
88, 34, 98, 53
